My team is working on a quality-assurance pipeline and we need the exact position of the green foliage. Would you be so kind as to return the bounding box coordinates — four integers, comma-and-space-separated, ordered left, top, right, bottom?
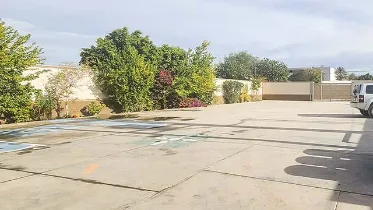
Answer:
255, 58, 289, 82
222, 81, 244, 104
0, 21, 43, 123
216, 51, 258, 80
81, 102, 104, 116
358, 73, 373, 80
335, 67, 348, 81
240, 85, 250, 103
80, 27, 158, 112
289, 68, 322, 83
31, 91, 54, 121
348, 73, 358, 80
45, 63, 87, 118
251, 77, 263, 92
158, 45, 187, 74
174, 41, 216, 105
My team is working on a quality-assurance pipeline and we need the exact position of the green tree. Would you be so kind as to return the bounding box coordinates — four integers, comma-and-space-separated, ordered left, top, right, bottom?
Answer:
358, 73, 373, 80
158, 45, 187, 74
289, 67, 322, 83
153, 45, 187, 109
0, 21, 43, 123
335, 67, 348, 80
348, 73, 358, 80
45, 63, 88, 118
174, 41, 216, 104
255, 58, 289, 82
80, 27, 158, 112
216, 51, 258, 80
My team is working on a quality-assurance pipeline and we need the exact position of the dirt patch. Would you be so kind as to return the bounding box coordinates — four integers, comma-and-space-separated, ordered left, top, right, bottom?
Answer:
108, 114, 139, 120
0, 163, 27, 171
159, 148, 178, 156
140, 117, 180, 121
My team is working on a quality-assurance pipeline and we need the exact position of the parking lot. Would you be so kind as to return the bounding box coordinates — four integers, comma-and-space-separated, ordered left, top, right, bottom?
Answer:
1, 101, 373, 210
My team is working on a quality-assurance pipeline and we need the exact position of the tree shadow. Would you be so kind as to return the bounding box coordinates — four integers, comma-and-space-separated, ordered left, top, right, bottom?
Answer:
285, 119, 373, 209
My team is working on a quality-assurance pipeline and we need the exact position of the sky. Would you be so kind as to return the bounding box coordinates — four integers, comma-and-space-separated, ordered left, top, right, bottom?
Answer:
2, 0, 373, 72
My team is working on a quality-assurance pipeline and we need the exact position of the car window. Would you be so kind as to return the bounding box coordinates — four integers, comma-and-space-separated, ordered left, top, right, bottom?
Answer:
366, 85, 373, 94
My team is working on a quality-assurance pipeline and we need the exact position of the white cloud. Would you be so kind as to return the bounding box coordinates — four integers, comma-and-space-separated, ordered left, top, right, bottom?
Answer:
2, 0, 373, 69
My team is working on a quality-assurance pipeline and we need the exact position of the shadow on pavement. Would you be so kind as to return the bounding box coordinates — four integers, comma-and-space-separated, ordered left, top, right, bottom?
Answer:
298, 114, 365, 118
285, 119, 373, 209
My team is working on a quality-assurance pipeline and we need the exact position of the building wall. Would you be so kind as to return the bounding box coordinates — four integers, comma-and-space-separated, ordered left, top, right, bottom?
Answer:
262, 82, 312, 101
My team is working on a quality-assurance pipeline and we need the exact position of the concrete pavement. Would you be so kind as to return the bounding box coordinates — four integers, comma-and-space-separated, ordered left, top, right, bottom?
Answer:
0, 101, 372, 210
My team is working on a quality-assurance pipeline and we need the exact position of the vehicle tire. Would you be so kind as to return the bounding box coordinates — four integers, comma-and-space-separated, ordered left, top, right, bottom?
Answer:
360, 109, 370, 117
368, 105, 373, 118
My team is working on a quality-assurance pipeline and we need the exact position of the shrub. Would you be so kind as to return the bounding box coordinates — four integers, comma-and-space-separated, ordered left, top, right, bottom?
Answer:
81, 102, 104, 116
30, 91, 54, 121
222, 81, 244, 104
178, 98, 204, 108
240, 85, 250, 103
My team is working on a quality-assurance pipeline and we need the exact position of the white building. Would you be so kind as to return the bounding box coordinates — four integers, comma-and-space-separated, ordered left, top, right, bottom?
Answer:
288, 67, 336, 81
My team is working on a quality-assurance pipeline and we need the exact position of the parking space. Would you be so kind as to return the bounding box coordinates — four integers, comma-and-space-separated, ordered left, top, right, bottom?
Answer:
0, 101, 372, 209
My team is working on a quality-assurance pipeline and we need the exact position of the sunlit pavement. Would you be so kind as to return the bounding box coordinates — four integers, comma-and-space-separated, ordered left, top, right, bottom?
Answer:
0, 101, 372, 210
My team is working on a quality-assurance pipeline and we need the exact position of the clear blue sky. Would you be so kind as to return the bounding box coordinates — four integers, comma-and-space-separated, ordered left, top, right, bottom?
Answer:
2, 0, 373, 72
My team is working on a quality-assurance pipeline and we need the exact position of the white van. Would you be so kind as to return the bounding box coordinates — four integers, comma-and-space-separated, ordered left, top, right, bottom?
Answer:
350, 81, 373, 117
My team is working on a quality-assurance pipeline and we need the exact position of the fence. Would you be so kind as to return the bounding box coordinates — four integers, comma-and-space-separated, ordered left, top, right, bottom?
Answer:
313, 83, 351, 101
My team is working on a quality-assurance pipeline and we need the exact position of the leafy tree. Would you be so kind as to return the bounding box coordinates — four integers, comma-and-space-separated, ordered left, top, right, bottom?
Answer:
80, 27, 158, 112
45, 63, 88, 118
174, 41, 216, 104
216, 51, 258, 80
0, 21, 43, 123
348, 73, 358, 80
358, 73, 373, 80
289, 67, 322, 83
158, 45, 187, 74
153, 45, 187, 109
335, 67, 348, 80
255, 58, 289, 82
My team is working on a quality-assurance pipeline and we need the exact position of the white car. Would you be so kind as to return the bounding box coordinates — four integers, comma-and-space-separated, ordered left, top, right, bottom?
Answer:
350, 81, 373, 117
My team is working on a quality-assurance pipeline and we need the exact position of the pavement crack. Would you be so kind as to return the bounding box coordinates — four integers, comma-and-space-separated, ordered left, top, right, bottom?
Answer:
334, 191, 342, 210
40, 174, 159, 193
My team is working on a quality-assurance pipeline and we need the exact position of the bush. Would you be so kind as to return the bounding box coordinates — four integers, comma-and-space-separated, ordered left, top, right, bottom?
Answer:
178, 98, 204, 108
222, 81, 244, 104
81, 102, 104, 116
240, 85, 250, 103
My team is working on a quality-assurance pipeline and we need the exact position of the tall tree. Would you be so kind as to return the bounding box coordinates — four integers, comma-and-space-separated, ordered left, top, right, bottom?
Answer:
174, 41, 216, 104
45, 63, 88, 118
216, 51, 258, 80
348, 73, 358, 80
255, 58, 289, 82
0, 21, 43, 123
289, 67, 323, 83
335, 67, 348, 80
80, 27, 158, 112
358, 73, 373, 80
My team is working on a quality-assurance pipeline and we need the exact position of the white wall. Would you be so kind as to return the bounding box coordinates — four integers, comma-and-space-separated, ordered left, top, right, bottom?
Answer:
25, 65, 103, 100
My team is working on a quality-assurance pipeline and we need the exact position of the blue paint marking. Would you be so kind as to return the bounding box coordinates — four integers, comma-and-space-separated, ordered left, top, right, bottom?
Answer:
0, 119, 167, 138
0, 124, 77, 138
0, 141, 34, 153
78, 120, 167, 129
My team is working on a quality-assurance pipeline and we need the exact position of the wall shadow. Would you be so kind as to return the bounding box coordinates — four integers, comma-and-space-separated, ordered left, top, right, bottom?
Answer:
285, 119, 373, 209
298, 114, 365, 118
